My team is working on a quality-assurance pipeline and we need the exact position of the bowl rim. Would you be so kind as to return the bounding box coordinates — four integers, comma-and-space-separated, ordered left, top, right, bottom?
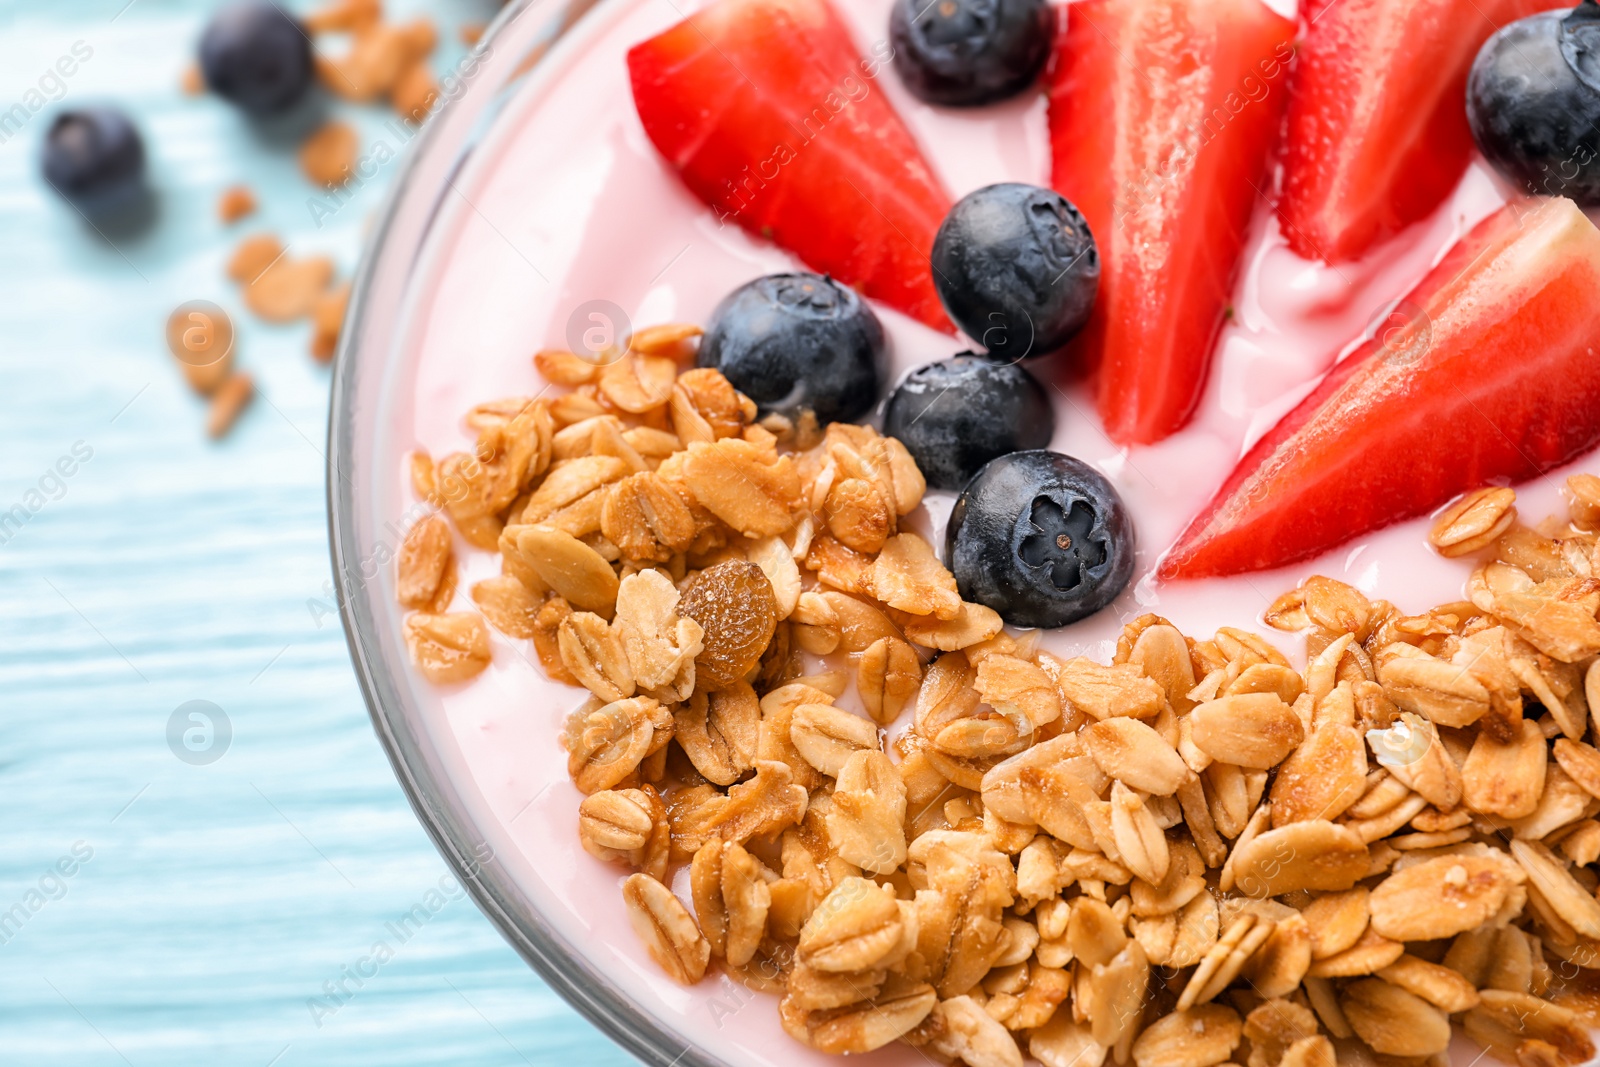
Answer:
323, 2, 718, 1063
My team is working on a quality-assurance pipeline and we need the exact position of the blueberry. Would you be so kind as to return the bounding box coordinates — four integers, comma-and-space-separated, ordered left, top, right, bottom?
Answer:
698, 273, 884, 428
41, 108, 146, 213
890, 0, 1053, 107
883, 355, 1054, 491
946, 450, 1134, 628
1468, 2, 1600, 204
200, 1, 314, 116
931, 183, 1099, 361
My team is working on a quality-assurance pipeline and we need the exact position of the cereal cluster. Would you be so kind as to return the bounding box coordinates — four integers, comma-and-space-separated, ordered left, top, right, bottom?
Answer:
307, 0, 441, 118
400, 323, 1600, 1067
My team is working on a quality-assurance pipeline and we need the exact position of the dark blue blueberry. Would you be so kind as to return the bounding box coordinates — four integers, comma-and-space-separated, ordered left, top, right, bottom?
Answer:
698, 273, 884, 427
945, 450, 1133, 629
931, 183, 1099, 361
889, 0, 1053, 107
883, 355, 1054, 491
1468, 2, 1600, 204
200, 1, 314, 116
41, 108, 145, 213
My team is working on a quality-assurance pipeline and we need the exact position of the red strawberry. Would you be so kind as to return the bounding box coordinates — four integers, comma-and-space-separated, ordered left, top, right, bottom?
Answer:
1279, 0, 1549, 263
627, 0, 952, 330
1163, 197, 1600, 580
1048, 0, 1295, 446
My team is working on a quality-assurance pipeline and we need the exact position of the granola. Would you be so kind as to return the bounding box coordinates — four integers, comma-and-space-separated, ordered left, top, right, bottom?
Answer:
298, 119, 359, 187
216, 184, 257, 223
205, 372, 254, 439
400, 328, 1600, 1066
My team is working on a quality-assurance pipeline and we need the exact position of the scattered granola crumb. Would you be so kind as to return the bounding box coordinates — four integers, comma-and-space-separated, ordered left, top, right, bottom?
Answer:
395, 18, 438, 63
459, 22, 485, 45
304, 0, 382, 34
226, 234, 284, 284
390, 61, 438, 123
207, 373, 254, 439
216, 185, 257, 224
243, 255, 335, 323
310, 281, 351, 363
320, 13, 439, 101
299, 120, 359, 188
318, 21, 418, 102
166, 300, 235, 395
311, 331, 336, 364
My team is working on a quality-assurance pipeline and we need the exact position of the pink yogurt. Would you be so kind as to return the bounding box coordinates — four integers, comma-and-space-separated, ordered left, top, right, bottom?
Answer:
389, 0, 1596, 1061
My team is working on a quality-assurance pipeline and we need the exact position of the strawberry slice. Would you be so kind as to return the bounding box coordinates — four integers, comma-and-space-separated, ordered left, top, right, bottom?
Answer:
1279, 0, 1549, 263
1163, 197, 1600, 580
1048, 0, 1295, 446
627, 0, 952, 330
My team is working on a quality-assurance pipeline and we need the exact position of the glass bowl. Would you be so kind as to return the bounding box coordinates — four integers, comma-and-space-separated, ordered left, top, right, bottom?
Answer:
326, 3, 1540, 1066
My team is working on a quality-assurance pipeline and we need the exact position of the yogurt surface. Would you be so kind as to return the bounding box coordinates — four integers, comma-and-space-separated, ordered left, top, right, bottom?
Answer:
379, 0, 1595, 1061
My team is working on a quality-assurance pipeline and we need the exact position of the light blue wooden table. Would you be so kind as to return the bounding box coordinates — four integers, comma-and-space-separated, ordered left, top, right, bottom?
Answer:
0, 2, 635, 1063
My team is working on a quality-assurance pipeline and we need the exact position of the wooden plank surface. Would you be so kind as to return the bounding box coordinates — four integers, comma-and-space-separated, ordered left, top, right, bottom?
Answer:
0, 2, 635, 1063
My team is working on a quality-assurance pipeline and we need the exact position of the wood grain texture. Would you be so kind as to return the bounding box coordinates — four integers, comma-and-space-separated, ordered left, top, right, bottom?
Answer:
0, 2, 634, 1063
